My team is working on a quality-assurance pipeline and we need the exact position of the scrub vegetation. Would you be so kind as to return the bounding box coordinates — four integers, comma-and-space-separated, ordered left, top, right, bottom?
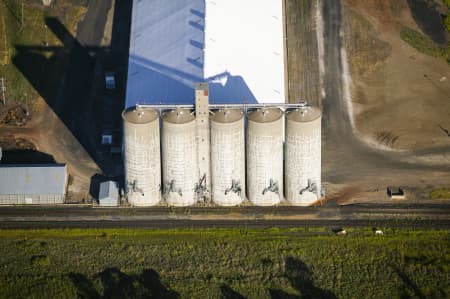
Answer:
0, 0, 86, 106
0, 228, 448, 298
400, 26, 450, 63
429, 188, 450, 199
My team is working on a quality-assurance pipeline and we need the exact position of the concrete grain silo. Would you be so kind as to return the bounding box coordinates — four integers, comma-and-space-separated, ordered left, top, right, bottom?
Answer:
122, 107, 161, 206
210, 109, 245, 206
162, 109, 198, 206
246, 108, 283, 206
285, 106, 322, 206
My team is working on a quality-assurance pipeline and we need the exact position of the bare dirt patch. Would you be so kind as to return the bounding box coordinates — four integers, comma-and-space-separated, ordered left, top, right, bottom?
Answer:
0, 97, 99, 200
342, 0, 450, 151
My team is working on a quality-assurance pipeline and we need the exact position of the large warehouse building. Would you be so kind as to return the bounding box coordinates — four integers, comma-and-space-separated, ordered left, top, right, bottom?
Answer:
126, 0, 287, 107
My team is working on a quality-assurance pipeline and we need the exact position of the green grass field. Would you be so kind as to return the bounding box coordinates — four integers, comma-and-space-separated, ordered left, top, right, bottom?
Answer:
400, 26, 450, 64
0, 0, 85, 106
0, 228, 448, 298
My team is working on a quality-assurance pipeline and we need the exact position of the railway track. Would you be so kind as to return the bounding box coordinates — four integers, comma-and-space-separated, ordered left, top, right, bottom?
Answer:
0, 203, 449, 229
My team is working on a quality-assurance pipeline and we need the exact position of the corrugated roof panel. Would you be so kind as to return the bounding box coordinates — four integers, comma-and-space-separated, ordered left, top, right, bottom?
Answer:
99, 181, 119, 200
0, 165, 67, 195
126, 0, 205, 107
204, 0, 286, 103
125, 0, 286, 107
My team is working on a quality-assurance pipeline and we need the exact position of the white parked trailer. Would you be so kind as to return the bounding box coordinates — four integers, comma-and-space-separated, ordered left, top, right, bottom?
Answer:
122, 107, 161, 206
210, 109, 245, 206
246, 108, 283, 206
162, 109, 198, 206
285, 106, 322, 206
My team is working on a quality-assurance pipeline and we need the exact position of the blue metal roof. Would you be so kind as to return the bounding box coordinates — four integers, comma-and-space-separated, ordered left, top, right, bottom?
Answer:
126, 0, 205, 107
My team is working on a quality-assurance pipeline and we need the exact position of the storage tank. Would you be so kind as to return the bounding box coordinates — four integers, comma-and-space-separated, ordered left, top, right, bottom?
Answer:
122, 107, 161, 206
162, 109, 198, 206
246, 108, 283, 206
210, 109, 245, 206
285, 106, 322, 206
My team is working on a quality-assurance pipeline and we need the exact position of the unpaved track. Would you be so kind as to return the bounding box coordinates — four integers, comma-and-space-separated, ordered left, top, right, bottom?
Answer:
77, 0, 113, 46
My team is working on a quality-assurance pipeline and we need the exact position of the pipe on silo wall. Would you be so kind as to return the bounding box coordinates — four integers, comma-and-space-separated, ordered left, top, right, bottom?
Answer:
246, 108, 284, 206
210, 109, 245, 206
161, 109, 198, 206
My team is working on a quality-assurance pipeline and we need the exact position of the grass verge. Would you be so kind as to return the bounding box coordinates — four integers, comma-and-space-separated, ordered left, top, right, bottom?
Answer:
0, 0, 86, 107
429, 188, 450, 199
400, 26, 449, 63
0, 227, 448, 298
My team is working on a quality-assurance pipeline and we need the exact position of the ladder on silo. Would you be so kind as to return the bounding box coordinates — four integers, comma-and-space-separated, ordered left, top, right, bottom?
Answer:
195, 83, 211, 202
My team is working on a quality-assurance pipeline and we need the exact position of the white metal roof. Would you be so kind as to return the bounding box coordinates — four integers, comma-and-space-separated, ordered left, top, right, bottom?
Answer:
204, 0, 285, 104
0, 164, 67, 195
99, 181, 119, 201
126, 0, 286, 108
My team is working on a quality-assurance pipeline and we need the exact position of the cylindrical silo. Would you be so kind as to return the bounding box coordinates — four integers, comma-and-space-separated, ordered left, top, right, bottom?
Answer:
122, 107, 161, 206
285, 106, 322, 206
162, 109, 198, 206
210, 109, 245, 206
246, 108, 283, 206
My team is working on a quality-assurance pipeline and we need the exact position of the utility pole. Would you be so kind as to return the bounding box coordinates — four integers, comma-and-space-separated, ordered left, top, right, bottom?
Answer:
0, 77, 6, 105
21, 2, 24, 28
44, 24, 48, 46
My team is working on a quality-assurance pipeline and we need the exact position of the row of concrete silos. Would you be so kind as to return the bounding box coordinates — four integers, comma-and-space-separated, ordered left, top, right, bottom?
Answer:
122, 106, 322, 207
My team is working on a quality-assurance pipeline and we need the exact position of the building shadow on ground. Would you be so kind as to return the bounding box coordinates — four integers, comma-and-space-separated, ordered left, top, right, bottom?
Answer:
69, 267, 179, 299
12, 0, 133, 177
0, 149, 56, 164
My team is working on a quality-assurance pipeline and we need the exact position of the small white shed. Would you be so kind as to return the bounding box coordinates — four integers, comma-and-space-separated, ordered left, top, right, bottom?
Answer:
98, 181, 119, 207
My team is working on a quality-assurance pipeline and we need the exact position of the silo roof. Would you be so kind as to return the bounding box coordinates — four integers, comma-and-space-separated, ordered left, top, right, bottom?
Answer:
122, 107, 159, 124
162, 109, 195, 124
247, 108, 283, 123
0, 164, 67, 195
125, 0, 286, 108
286, 106, 322, 122
211, 109, 243, 123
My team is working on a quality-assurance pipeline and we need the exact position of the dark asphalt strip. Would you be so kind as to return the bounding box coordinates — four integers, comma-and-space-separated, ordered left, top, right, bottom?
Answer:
0, 219, 449, 229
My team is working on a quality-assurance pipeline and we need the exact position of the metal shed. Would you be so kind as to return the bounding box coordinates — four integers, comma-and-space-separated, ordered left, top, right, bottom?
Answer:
98, 181, 119, 207
0, 164, 67, 204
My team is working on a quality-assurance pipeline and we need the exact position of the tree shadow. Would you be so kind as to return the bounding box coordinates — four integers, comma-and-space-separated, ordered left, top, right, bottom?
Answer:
140, 269, 179, 299
69, 267, 179, 299
220, 284, 246, 299
406, 0, 448, 46
392, 267, 426, 299
68, 272, 100, 299
270, 257, 337, 299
